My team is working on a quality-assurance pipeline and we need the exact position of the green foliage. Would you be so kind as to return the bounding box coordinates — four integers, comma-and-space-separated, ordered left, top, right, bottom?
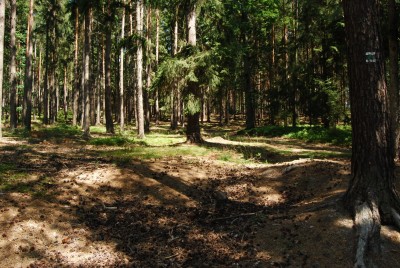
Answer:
238, 125, 352, 146
184, 93, 201, 115
89, 136, 132, 146
284, 126, 351, 146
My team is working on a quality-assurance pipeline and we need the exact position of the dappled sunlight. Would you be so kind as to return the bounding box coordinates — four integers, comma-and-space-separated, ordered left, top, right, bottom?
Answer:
2, 124, 399, 267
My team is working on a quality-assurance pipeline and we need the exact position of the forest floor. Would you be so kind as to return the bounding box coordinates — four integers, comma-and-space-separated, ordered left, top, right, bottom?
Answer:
0, 121, 400, 267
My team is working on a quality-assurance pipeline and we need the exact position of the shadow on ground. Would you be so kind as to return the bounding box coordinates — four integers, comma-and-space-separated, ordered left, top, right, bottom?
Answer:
1, 137, 400, 267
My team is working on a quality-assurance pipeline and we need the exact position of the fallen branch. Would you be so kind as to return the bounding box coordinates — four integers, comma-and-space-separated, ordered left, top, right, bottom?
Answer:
165, 253, 180, 259
209, 211, 261, 222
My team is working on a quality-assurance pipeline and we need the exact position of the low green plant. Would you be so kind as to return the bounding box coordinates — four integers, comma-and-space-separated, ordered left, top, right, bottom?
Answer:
237, 125, 351, 146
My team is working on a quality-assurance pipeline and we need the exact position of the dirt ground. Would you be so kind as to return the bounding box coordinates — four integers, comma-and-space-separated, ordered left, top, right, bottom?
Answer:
1, 131, 400, 267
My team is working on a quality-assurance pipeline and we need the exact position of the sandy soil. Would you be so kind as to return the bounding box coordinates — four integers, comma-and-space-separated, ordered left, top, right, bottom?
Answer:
0, 135, 399, 267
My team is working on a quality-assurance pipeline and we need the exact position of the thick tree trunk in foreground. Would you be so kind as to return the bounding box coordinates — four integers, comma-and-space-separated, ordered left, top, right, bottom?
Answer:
185, 3, 202, 143
388, 0, 399, 158
342, 0, 400, 266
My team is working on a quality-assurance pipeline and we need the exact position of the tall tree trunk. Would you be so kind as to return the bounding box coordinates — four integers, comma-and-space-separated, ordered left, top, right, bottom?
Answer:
144, 6, 152, 133
241, 10, 255, 130
136, 0, 145, 138
63, 66, 68, 120
23, 0, 34, 131
170, 9, 179, 130
43, 18, 50, 124
388, 0, 399, 158
154, 8, 160, 125
105, 1, 114, 134
185, 3, 202, 143
83, 6, 92, 138
119, 2, 125, 131
73, 6, 79, 126
0, 0, 4, 138
37, 49, 42, 117
342, 0, 400, 266
10, 0, 17, 130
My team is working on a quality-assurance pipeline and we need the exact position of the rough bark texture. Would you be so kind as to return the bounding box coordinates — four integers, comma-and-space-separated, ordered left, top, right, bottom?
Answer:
342, 0, 400, 266
388, 0, 399, 158
10, 0, 17, 130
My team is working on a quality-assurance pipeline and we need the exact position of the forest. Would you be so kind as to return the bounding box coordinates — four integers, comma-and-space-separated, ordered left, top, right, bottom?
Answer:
0, 0, 399, 267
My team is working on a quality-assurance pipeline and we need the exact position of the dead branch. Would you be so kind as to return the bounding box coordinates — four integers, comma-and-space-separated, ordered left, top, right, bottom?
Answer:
209, 211, 261, 222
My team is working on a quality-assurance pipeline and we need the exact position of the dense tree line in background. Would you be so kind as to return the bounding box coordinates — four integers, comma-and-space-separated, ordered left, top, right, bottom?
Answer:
0, 0, 397, 143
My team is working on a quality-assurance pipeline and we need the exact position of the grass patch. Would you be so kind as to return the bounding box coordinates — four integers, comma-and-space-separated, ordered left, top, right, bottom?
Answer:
89, 136, 132, 146
0, 166, 57, 199
238, 125, 351, 146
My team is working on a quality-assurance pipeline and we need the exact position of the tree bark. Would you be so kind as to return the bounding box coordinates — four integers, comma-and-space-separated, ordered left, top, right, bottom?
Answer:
342, 0, 400, 266
171, 9, 179, 130
63, 66, 68, 120
72, 6, 79, 126
0, 0, 5, 138
105, 0, 114, 134
119, 2, 125, 132
144, 6, 152, 133
23, 0, 34, 131
136, 0, 145, 139
185, 3, 202, 143
154, 8, 160, 125
10, 0, 17, 130
388, 0, 399, 158
83, 6, 92, 138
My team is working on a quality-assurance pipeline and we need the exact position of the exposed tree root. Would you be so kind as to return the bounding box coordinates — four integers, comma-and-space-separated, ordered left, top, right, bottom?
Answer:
353, 200, 381, 268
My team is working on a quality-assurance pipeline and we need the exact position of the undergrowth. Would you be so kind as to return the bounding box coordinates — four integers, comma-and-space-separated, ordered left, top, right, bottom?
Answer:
238, 125, 351, 146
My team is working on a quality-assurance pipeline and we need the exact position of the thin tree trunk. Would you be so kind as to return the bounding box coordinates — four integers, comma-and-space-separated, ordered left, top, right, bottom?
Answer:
10, 0, 17, 130
0, 0, 5, 138
23, 0, 34, 131
136, 0, 145, 138
83, 6, 92, 138
119, 2, 125, 131
63, 66, 68, 120
37, 49, 42, 117
144, 7, 152, 133
73, 6, 79, 126
105, 2, 114, 134
171, 9, 179, 130
43, 18, 50, 125
154, 8, 160, 125
83, 7, 92, 138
